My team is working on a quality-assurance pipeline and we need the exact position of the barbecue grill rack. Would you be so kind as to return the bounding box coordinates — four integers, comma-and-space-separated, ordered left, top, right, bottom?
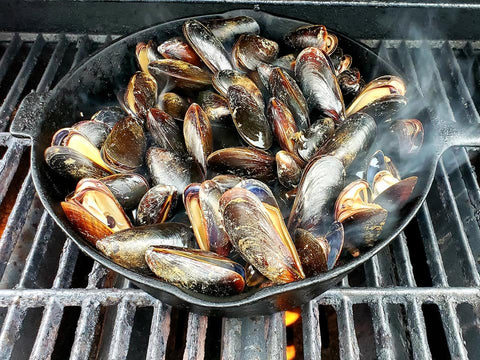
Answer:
0, 28, 480, 360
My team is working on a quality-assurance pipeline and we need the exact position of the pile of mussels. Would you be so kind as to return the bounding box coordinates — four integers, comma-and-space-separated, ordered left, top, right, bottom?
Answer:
44, 16, 424, 296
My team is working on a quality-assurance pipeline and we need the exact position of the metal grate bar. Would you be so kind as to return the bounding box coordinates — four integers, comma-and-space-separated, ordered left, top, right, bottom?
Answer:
70, 36, 90, 70
0, 33, 21, 85
108, 300, 136, 360
183, 313, 207, 360
69, 299, 101, 360
391, 234, 417, 287
301, 301, 322, 359
221, 317, 242, 360
369, 299, 396, 359
334, 298, 360, 359
36, 34, 67, 93
0, 136, 28, 205
52, 239, 79, 289
0, 304, 28, 359
440, 301, 469, 359
145, 302, 171, 360
0, 35, 45, 131
404, 300, 431, 360
86, 262, 110, 289
265, 312, 286, 360
0, 173, 35, 280
29, 300, 64, 360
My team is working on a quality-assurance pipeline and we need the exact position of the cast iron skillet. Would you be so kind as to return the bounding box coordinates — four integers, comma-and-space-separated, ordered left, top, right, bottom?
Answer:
10, 9, 480, 317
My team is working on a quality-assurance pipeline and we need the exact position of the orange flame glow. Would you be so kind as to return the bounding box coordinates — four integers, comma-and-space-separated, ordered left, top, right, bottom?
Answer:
285, 310, 300, 326
286, 345, 296, 360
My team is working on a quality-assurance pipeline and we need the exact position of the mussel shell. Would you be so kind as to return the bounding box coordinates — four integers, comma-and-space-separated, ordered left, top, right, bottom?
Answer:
294, 228, 329, 276
147, 108, 185, 155
124, 71, 157, 119
203, 16, 260, 46
96, 223, 194, 271
199, 180, 231, 256
360, 95, 408, 123
284, 24, 328, 50
228, 85, 272, 150
257, 63, 274, 92
100, 173, 149, 210
145, 246, 245, 296
211, 174, 242, 192
91, 106, 125, 130
148, 59, 211, 90
374, 176, 417, 213
295, 117, 335, 162
272, 54, 296, 73
315, 112, 376, 169
72, 120, 110, 148
136, 40, 161, 74
147, 147, 203, 192
157, 37, 203, 67
366, 150, 388, 189
295, 47, 345, 122
183, 103, 213, 176
198, 90, 231, 123
207, 147, 276, 183
325, 221, 344, 270
183, 183, 208, 251
270, 67, 310, 131
288, 155, 345, 235
159, 92, 189, 120
183, 19, 234, 73
232, 34, 279, 71
276, 151, 303, 189
234, 178, 279, 208
389, 119, 424, 154
45, 146, 112, 181
245, 264, 267, 287
267, 97, 298, 153
220, 187, 305, 284
136, 185, 178, 226
101, 116, 147, 172
212, 69, 264, 110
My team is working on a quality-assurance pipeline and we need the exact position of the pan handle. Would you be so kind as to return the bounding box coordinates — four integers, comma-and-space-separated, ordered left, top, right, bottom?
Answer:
438, 122, 480, 151
10, 91, 49, 140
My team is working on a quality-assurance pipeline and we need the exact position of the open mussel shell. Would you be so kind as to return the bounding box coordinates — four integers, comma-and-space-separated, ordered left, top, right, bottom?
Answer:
267, 97, 298, 153
372, 171, 418, 213
212, 69, 264, 110
276, 150, 304, 189
91, 106, 125, 130
228, 85, 272, 150
62, 178, 132, 245
183, 19, 233, 73
295, 117, 335, 162
96, 223, 194, 272
183, 103, 213, 176
346, 75, 406, 118
159, 92, 189, 120
207, 147, 276, 183
245, 264, 267, 287
294, 228, 330, 276
198, 90, 230, 123
334, 179, 387, 257
183, 183, 208, 250
325, 222, 344, 270
288, 155, 345, 235
315, 112, 377, 169
136, 185, 178, 226
157, 37, 202, 67
147, 108, 185, 155
232, 34, 279, 71
123, 71, 157, 119
220, 187, 305, 284
145, 246, 245, 296
338, 68, 365, 102
72, 120, 110, 148
335, 54, 352, 75
45, 146, 112, 181
101, 116, 146, 172
295, 47, 345, 123
148, 59, 211, 90
273, 54, 296, 73
147, 147, 203, 193
100, 173, 149, 210
389, 119, 424, 154
366, 150, 389, 188
203, 16, 260, 46
284, 24, 328, 50
269, 67, 310, 131
136, 40, 161, 74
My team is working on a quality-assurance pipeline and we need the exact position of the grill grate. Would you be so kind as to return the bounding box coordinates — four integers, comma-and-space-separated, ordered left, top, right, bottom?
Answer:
0, 33, 479, 359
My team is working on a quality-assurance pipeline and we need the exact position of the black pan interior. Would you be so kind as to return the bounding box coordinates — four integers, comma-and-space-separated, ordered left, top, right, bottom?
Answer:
27, 10, 435, 316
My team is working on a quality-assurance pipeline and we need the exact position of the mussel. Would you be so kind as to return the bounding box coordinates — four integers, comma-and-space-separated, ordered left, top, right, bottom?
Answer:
389, 119, 424, 154
101, 116, 147, 172
61, 178, 132, 245
198, 90, 230, 123
136, 41, 161, 74
183, 103, 213, 176
285, 25, 328, 50
295, 47, 345, 123
147, 108, 185, 155
207, 147, 276, 183
72, 120, 110, 149
96, 223, 194, 271
267, 97, 298, 154
100, 173, 149, 210
148, 59, 211, 90
136, 185, 178, 226
295, 117, 335, 162
158, 92, 189, 120
123, 71, 157, 119
232, 34, 279, 71
91, 106, 125, 130
276, 150, 304, 189
183, 19, 234, 73
228, 85, 272, 149
203, 16, 260, 46
338, 68, 365, 104
220, 186, 305, 284
157, 37, 203, 67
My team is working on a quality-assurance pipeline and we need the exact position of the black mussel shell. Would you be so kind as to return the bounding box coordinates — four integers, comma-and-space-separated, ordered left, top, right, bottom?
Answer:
91, 106, 126, 130
276, 150, 304, 189
148, 59, 211, 90
157, 37, 203, 67
267, 97, 298, 154
203, 16, 260, 46
198, 90, 231, 123
72, 120, 110, 148
136, 185, 178, 226
147, 108, 185, 155
123, 71, 157, 119
294, 228, 330, 276
159, 92, 190, 120
100, 173, 149, 210
284, 24, 328, 50
232, 34, 279, 71
295, 117, 335, 162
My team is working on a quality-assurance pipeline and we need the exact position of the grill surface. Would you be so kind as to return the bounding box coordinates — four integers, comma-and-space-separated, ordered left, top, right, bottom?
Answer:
0, 31, 480, 359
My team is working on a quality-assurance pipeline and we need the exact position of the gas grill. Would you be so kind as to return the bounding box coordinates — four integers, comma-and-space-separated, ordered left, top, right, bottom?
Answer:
1, 2, 480, 359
